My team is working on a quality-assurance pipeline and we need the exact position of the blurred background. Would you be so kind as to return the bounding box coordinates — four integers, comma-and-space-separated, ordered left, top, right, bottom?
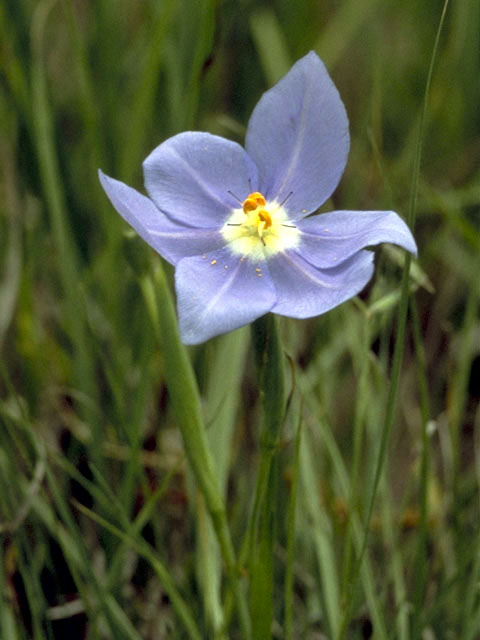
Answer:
1, 0, 479, 638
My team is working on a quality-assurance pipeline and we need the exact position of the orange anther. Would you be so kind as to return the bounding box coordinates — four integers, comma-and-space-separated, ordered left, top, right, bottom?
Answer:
242, 198, 258, 213
257, 210, 272, 229
250, 192, 267, 206
242, 191, 266, 213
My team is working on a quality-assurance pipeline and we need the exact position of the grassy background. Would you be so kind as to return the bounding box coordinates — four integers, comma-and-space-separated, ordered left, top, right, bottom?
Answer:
1, 0, 479, 638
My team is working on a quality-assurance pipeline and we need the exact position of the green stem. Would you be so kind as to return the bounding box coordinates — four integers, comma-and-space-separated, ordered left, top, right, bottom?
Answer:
284, 409, 302, 640
142, 265, 250, 638
248, 315, 286, 639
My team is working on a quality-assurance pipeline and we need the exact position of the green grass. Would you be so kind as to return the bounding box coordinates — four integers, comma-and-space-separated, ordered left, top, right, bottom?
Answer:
1, 0, 479, 638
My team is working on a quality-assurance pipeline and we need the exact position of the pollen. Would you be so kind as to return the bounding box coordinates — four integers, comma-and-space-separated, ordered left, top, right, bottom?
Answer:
242, 192, 266, 213
211, 259, 217, 265
222, 190, 300, 261
257, 210, 272, 229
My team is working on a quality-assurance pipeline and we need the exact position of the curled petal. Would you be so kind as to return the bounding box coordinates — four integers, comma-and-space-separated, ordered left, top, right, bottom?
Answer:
99, 171, 226, 265
296, 209, 418, 268
175, 248, 276, 344
269, 250, 374, 318
245, 51, 349, 218
143, 132, 259, 228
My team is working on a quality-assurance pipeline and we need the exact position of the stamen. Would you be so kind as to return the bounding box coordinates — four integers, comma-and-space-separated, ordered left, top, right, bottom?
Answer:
242, 192, 267, 213
227, 190, 243, 203
278, 191, 293, 208
249, 192, 267, 204
258, 210, 272, 229
243, 197, 258, 213
222, 189, 300, 259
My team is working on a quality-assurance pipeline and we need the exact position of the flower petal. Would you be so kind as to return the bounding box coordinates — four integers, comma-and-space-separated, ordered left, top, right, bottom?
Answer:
99, 170, 226, 265
296, 209, 418, 268
175, 247, 276, 344
268, 250, 374, 318
143, 132, 259, 228
245, 51, 349, 218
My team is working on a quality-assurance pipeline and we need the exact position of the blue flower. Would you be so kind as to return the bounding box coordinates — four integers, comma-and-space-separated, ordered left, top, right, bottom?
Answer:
99, 51, 417, 345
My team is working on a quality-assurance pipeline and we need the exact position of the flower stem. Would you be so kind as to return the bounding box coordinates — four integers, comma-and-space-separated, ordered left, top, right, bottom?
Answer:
248, 314, 286, 638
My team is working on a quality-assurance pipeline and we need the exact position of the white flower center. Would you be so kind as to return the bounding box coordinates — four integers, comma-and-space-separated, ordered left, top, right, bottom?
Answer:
221, 191, 300, 261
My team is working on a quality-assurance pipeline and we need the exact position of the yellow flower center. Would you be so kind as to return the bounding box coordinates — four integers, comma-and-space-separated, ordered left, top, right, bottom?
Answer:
222, 191, 299, 261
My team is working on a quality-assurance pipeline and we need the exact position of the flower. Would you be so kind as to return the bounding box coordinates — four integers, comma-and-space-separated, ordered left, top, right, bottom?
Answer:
99, 51, 417, 345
